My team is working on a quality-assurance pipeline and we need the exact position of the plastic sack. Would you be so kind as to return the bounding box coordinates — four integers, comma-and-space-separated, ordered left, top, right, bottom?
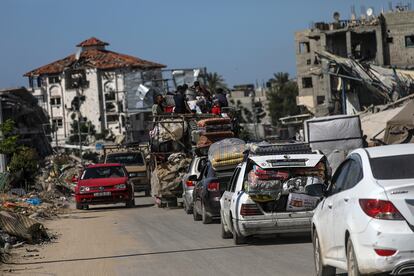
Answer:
245, 171, 282, 202
208, 138, 246, 165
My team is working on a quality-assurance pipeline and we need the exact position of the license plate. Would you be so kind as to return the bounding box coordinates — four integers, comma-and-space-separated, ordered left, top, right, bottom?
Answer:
94, 192, 111, 197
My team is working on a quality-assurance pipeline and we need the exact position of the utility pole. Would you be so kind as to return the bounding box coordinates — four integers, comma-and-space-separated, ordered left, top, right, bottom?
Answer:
0, 98, 5, 173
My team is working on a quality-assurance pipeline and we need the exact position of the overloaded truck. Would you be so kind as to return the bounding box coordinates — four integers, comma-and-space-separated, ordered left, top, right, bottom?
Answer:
149, 114, 238, 208
103, 143, 151, 195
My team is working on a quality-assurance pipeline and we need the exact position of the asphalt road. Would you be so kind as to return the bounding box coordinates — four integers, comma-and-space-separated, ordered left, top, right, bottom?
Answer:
4, 194, 328, 276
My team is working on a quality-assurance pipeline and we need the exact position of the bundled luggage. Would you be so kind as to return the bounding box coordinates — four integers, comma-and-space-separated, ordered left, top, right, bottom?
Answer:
208, 138, 246, 170
245, 170, 283, 202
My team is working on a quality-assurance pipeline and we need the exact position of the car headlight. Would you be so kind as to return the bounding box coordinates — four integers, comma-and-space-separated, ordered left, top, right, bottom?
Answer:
129, 172, 146, 178
115, 184, 127, 189
80, 186, 90, 193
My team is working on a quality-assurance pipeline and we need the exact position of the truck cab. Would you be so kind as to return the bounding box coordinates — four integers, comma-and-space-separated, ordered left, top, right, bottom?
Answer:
104, 146, 150, 196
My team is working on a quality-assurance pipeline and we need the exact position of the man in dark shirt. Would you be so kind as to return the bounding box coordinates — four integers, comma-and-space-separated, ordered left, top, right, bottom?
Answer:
215, 88, 228, 108
174, 85, 186, 113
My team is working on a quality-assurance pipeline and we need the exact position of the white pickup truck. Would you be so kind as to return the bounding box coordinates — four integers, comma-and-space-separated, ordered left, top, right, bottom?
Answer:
220, 144, 328, 244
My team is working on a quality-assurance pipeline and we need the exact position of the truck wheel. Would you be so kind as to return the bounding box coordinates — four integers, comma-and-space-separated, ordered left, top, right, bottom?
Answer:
202, 203, 212, 224
193, 201, 202, 221
221, 218, 233, 239
313, 231, 335, 276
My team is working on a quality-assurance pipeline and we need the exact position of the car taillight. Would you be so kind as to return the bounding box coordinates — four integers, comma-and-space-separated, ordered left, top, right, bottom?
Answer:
207, 182, 219, 192
186, 180, 195, 187
240, 203, 263, 216
374, 248, 397, 257
359, 199, 404, 220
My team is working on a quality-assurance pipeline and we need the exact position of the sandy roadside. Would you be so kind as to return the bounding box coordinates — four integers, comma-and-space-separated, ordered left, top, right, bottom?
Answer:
1, 205, 142, 276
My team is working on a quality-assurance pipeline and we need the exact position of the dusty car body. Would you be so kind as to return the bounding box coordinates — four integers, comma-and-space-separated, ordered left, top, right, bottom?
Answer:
104, 148, 150, 196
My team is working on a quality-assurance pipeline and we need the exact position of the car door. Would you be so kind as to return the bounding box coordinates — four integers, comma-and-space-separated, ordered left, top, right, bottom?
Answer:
194, 164, 208, 213
222, 167, 241, 229
318, 160, 352, 261
332, 156, 363, 261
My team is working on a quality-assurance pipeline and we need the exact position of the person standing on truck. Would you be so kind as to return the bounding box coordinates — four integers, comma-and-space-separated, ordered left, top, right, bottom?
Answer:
152, 94, 164, 116
215, 87, 228, 108
174, 85, 186, 114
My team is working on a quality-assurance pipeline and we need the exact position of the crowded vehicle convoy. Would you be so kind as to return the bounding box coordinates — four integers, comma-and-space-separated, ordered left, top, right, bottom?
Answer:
71, 79, 414, 276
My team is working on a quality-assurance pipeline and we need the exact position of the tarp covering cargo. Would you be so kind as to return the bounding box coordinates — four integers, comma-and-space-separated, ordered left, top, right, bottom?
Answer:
305, 115, 363, 172
149, 119, 187, 143
151, 153, 191, 197
208, 138, 246, 170
383, 100, 414, 144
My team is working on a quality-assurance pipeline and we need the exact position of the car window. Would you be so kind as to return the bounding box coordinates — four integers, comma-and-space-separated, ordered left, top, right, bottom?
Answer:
343, 157, 363, 190
81, 166, 126, 179
330, 160, 352, 195
230, 168, 241, 192
197, 158, 207, 173
370, 154, 414, 180
106, 153, 144, 165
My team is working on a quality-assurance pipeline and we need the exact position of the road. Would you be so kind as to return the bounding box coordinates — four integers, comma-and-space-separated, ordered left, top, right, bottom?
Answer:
3, 194, 323, 276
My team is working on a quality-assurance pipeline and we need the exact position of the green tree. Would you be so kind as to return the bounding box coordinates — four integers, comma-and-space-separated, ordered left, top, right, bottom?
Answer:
0, 119, 19, 155
206, 72, 227, 94
267, 72, 300, 126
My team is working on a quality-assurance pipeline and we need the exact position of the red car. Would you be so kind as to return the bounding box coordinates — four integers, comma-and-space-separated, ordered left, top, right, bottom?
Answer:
75, 163, 135, 210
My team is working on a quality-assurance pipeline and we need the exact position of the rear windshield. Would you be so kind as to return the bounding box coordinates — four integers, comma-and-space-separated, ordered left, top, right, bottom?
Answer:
81, 166, 126, 179
106, 153, 144, 165
370, 154, 414, 180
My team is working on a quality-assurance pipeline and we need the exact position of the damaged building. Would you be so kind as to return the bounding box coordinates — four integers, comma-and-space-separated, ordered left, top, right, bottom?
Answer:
24, 37, 166, 146
295, 5, 414, 116
0, 87, 52, 172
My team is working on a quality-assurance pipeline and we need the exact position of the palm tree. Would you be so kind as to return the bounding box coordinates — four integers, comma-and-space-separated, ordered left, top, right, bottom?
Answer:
269, 72, 290, 89
206, 72, 227, 94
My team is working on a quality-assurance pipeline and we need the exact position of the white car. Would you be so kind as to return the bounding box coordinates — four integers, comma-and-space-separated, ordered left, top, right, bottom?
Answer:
312, 144, 414, 276
220, 150, 328, 245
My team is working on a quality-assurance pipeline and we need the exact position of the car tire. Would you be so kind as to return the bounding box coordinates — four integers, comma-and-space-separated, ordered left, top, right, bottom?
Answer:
126, 198, 135, 208
76, 202, 82, 210
184, 201, 193, 214
313, 231, 336, 276
201, 203, 212, 224
232, 222, 246, 245
221, 218, 233, 239
347, 239, 365, 276
193, 201, 202, 221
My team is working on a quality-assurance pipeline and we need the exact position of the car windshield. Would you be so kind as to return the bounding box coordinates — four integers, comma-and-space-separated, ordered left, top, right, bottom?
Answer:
106, 153, 144, 165
370, 154, 414, 180
81, 166, 126, 179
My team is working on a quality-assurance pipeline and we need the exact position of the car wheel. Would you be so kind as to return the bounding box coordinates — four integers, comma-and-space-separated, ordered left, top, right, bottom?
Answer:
347, 239, 365, 276
313, 231, 336, 276
76, 202, 82, 210
193, 201, 202, 221
221, 218, 233, 239
232, 222, 246, 245
126, 198, 135, 208
201, 203, 212, 224
184, 201, 192, 214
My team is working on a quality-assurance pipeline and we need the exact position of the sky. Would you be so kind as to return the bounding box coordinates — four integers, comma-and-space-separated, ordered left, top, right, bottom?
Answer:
0, 0, 406, 88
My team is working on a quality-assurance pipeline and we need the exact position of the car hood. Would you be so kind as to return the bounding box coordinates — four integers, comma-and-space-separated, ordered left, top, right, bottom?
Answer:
78, 177, 127, 187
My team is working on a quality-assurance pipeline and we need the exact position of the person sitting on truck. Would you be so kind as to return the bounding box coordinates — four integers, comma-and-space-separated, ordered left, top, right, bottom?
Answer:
152, 94, 164, 116
211, 97, 221, 115
174, 85, 186, 114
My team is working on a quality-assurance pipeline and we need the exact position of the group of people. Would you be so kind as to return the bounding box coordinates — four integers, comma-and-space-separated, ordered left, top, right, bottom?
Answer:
152, 81, 228, 116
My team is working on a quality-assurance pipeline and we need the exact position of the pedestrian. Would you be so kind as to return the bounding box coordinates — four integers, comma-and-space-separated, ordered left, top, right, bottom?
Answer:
211, 98, 221, 115
215, 87, 228, 108
174, 85, 186, 113
152, 94, 164, 116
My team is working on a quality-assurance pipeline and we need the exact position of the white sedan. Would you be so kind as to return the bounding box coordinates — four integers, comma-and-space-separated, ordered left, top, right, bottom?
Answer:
312, 144, 414, 276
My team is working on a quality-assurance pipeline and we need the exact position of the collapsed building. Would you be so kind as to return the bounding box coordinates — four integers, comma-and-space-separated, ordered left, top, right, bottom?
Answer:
295, 5, 414, 116
0, 87, 52, 172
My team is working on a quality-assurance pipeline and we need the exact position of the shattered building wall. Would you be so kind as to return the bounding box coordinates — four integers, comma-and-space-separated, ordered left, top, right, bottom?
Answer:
295, 8, 414, 116
0, 87, 52, 170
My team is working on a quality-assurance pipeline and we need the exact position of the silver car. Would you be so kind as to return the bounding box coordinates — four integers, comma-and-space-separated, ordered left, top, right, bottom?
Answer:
182, 156, 206, 214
